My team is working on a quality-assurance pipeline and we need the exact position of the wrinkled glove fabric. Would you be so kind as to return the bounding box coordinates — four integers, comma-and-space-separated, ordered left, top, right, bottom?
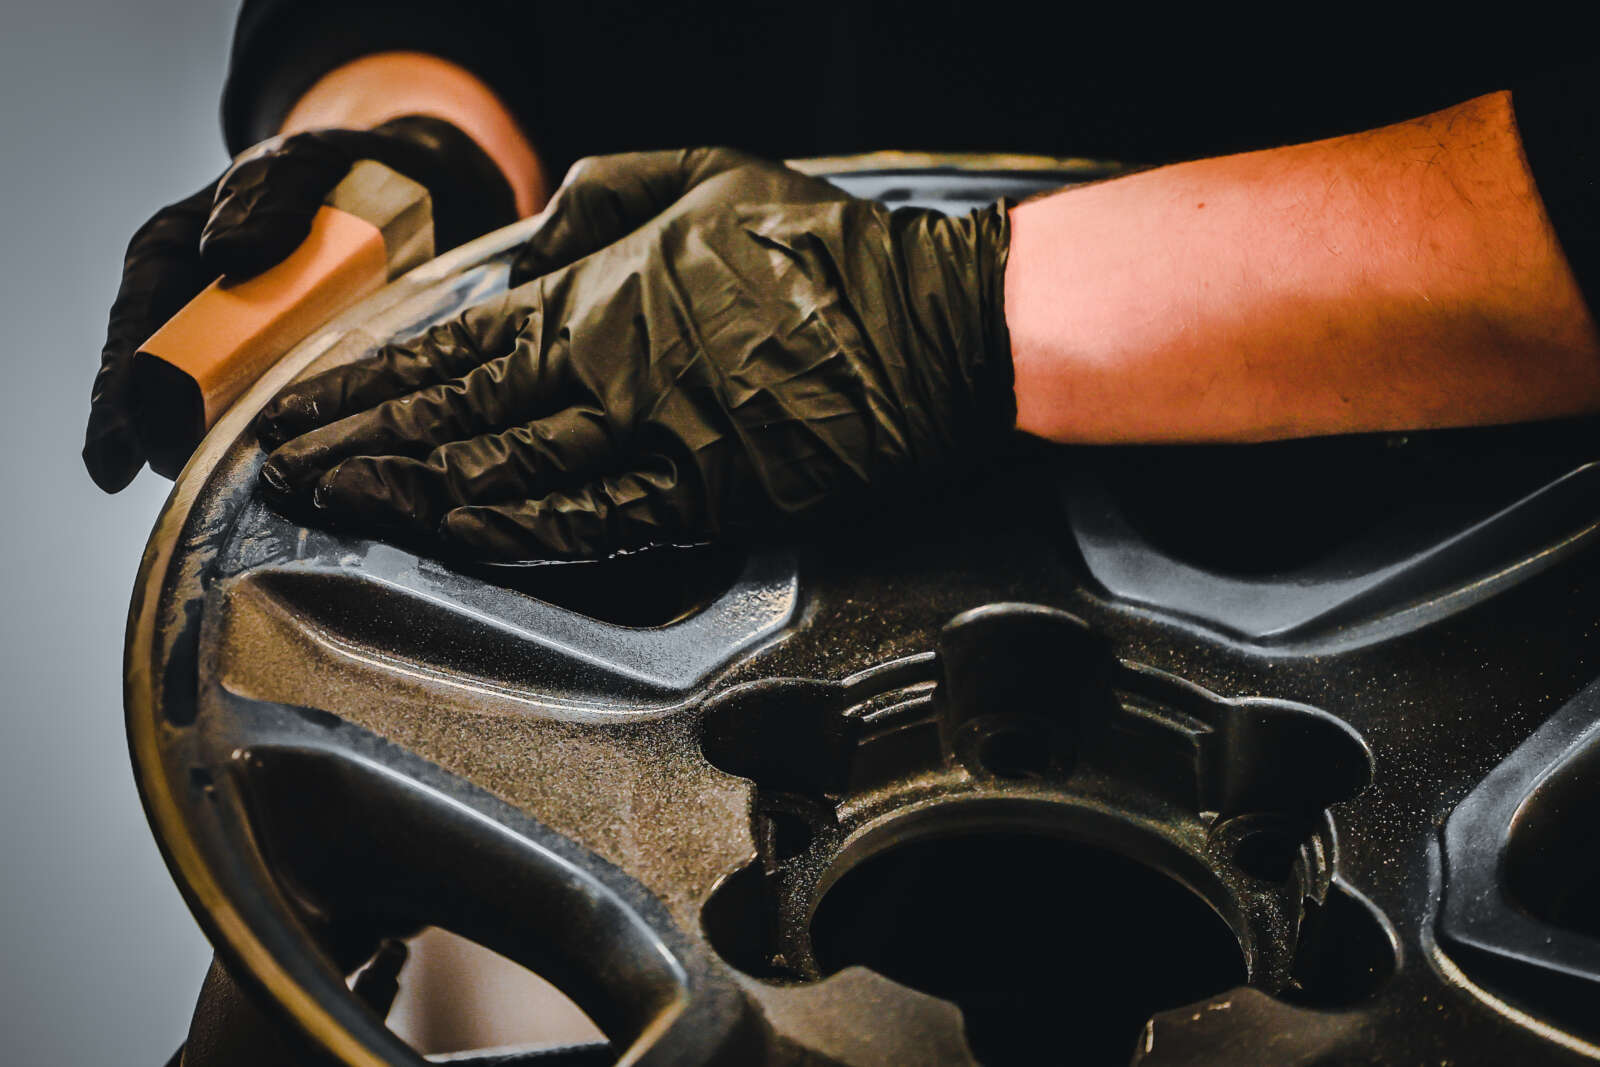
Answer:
84, 116, 516, 492
257, 148, 1015, 560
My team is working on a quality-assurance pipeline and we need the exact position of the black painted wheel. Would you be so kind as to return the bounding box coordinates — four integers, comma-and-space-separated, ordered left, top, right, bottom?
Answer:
130, 157, 1600, 1067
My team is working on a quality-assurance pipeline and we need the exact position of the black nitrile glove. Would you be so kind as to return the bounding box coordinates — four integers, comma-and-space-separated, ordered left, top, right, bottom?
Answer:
83, 116, 517, 493
255, 147, 1015, 560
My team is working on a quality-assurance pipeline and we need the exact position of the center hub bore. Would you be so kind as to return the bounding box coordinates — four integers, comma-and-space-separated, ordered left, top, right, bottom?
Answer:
811, 818, 1247, 1065
700, 603, 1394, 1063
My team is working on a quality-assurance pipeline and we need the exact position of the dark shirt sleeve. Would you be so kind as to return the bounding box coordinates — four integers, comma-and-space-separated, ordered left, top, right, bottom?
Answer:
221, 0, 534, 156
219, 0, 846, 180
220, 1, 865, 180
1512, 61, 1600, 316
223, 0, 1600, 316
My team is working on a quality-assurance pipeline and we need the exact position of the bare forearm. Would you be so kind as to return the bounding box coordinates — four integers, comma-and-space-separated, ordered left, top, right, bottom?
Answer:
279, 51, 548, 216
1006, 91, 1600, 442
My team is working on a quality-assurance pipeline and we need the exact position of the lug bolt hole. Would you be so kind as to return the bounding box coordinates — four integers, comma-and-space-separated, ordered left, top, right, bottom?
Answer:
762, 809, 815, 863
974, 728, 1051, 780
1232, 828, 1300, 883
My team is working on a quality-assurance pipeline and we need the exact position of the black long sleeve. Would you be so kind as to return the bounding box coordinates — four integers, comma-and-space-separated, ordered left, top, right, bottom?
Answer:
221, 0, 862, 178
1514, 60, 1600, 317
222, 4, 1600, 311
222, 0, 533, 155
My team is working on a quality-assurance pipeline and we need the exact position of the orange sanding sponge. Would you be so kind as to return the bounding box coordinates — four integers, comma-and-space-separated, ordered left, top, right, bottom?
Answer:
132, 161, 433, 478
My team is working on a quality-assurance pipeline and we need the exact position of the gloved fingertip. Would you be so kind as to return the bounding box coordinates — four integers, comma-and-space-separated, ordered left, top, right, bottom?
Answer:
83, 450, 142, 494
253, 408, 281, 449
311, 460, 365, 512
258, 440, 327, 497
258, 459, 291, 495
255, 393, 319, 447
201, 201, 314, 280
254, 421, 285, 452
198, 231, 278, 281
82, 422, 144, 494
311, 473, 339, 511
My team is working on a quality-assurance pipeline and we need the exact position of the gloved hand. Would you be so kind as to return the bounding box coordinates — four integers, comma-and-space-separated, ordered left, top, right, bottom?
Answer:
83, 116, 517, 493
254, 147, 1016, 560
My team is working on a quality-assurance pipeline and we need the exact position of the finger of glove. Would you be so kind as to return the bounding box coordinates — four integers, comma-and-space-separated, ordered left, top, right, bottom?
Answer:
85, 183, 216, 492
425, 405, 617, 503
200, 131, 355, 279
256, 290, 537, 447
303, 406, 618, 533
261, 376, 504, 494
365, 116, 519, 250
511, 147, 756, 282
261, 328, 570, 494
440, 458, 690, 560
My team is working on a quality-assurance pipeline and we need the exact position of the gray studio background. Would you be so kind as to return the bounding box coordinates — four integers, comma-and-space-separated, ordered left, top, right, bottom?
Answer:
1, 1, 238, 1062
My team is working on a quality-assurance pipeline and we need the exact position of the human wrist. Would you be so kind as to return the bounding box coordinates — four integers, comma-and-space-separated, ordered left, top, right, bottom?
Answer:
1003, 183, 1124, 442
972, 199, 1019, 438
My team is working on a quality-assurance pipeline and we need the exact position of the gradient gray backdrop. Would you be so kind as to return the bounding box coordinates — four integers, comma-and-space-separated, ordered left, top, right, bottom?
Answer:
0, 2, 240, 1062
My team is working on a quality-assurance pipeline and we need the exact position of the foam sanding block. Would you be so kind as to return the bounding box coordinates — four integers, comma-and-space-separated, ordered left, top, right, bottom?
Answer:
131, 161, 433, 478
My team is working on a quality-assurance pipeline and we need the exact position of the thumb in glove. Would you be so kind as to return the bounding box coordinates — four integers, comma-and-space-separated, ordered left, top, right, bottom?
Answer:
84, 115, 517, 492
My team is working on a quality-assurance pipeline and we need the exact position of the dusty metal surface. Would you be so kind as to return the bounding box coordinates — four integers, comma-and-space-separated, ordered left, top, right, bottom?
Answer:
128, 163, 1600, 1065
